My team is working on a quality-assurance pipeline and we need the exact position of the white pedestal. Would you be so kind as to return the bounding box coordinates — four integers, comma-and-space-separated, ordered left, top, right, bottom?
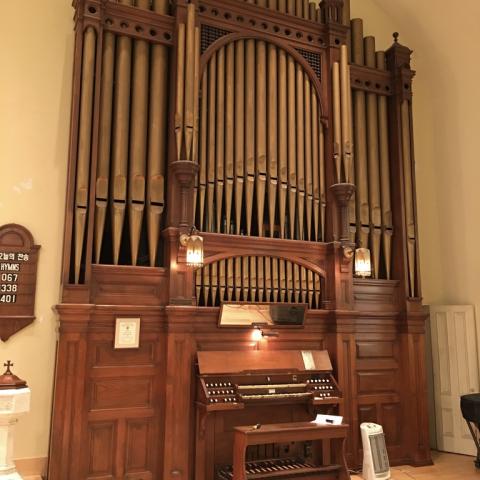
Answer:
0, 388, 31, 480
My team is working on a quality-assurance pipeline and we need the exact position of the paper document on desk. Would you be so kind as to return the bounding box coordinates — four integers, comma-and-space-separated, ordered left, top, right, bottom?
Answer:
312, 414, 343, 425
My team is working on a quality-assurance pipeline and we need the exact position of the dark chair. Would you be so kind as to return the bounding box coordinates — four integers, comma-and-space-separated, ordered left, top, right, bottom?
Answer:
460, 394, 480, 468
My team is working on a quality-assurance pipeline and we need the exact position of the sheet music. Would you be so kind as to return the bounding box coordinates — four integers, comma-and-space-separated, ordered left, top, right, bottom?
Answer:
302, 351, 316, 370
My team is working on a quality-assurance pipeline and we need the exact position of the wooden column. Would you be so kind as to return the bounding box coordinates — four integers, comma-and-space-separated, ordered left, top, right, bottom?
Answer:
386, 34, 432, 467
48, 305, 92, 480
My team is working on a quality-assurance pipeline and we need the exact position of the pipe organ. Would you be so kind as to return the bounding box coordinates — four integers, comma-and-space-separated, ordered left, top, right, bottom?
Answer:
51, 0, 431, 479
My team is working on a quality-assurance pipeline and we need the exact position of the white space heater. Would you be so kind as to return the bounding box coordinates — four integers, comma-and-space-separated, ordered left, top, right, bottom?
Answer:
360, 423, 391, 480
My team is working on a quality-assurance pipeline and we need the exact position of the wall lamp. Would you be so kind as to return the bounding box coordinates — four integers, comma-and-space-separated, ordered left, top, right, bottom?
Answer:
251, 323, 279, 341
354, 247, 372, 278
179, 226, 204, 268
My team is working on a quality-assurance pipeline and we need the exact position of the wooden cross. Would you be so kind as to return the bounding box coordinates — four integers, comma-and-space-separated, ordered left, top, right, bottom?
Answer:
4, 360, 13, 374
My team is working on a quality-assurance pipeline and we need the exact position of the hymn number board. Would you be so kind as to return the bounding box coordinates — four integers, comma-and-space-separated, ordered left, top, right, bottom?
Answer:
0, 224, 40, 341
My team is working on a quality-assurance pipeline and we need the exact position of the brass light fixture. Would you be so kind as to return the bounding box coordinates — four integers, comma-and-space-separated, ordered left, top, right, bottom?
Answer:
355, 247, 372, 278
179, 227, 204, 268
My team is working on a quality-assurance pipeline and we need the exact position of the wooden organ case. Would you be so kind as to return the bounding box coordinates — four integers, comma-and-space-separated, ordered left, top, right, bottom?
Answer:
49, 0, 432, 479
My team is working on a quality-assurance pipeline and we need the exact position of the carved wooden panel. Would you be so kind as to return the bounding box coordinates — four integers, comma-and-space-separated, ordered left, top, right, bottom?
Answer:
91, 378, 153, 410
87, 422, 116, 479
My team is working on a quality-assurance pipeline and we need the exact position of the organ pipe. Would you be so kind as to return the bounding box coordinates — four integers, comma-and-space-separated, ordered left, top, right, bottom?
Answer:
74, 27, 96, 282
376, 51, 393, 279
111, 16, 132, 265
147, 0, 169, 266
351, 18, 370, 250
94, 31, 114, 264
129, 0, 150, 266
401, 100, 416, 296
225, 43, 235, 235
364, 36, 381, 279
235, 40, 246, 235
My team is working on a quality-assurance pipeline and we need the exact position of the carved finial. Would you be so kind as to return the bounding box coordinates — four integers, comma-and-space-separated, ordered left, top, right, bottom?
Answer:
393, 32, 400, 43
3, 361, 13, 375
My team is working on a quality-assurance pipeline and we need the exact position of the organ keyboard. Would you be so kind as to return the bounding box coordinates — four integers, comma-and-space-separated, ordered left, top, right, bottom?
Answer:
195, 350, 345, 480
197, 350, 343, 410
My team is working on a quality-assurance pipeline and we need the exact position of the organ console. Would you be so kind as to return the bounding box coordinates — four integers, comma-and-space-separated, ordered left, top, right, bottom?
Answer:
49, 0, 433, 478
195, 350, 345, 480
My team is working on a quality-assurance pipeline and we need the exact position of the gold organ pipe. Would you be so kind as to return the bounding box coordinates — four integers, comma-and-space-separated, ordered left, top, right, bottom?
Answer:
174, 23, 185, 161
319, 123, 326, 240
235, 256, 242, 300
351, 18, 369, 249
340, 45, 352, 183
204, 264, 210, 306
304, 75, 313, 241
245, 38, 256, 236
74, 27, 96, 282
257, 0, 267, 7
227, 257, 234, 300
309, 2, 316, 20
94, 31, 115, 264
219, 259, 226, 302
225, 43, 235, 234
184, 3, 196, 161
152, 0, 169, 13
296, 63, 306, 240
376, 51, 393, 279
278, 49, 288, 239
279, 259, 286, 302
257, 257, 265, 301
192, 26, 201, 222
364, 36, 381, 279
301, 266, 307, 303
303, 0, 309, 19
235, 40, 246, 235
250, 256, 257, 300
256, 40, 268, 237
129, 0, 150, 265
216, 47, 226, 233
242, 256, 249, 300
268, 0, 277, 9
147, 0, 169, 265
287, 0, 295, 15
196, 269, 201, 304
265, 256, 272, 301
111, 25, 132, 265
295, 0, 302, 17
286, 261, 293, 302
211, 262, 218, 305
268, 44, 278, 238
207, 53, 217, 232
314, 273, 321, 308
332, 62, 342, 183
278, 0, 286, 12
293, 263, 300, 303
401, 100, 416, 296
272, 258, 279, 302
307, 269, 314, 308
198, 71, 208, 232
311, 90, 320, 241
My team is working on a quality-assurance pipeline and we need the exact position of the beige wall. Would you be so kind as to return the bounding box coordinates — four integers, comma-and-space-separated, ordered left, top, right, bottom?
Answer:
351, 0, 480, 308
0, 0, 74, 460
1, 0, 479, 463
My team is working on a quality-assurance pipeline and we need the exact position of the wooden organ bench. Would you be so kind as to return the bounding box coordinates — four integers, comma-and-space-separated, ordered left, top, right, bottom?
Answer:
231, 422, 349, 480
195, 350, 347, 480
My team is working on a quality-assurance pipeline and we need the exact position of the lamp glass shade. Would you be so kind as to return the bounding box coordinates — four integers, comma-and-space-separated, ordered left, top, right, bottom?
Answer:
186, 234, 204, 268
355, 247, 372, 278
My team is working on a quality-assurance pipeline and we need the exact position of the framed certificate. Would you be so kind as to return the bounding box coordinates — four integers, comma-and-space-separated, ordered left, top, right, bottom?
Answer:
114, 318, 141, 349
